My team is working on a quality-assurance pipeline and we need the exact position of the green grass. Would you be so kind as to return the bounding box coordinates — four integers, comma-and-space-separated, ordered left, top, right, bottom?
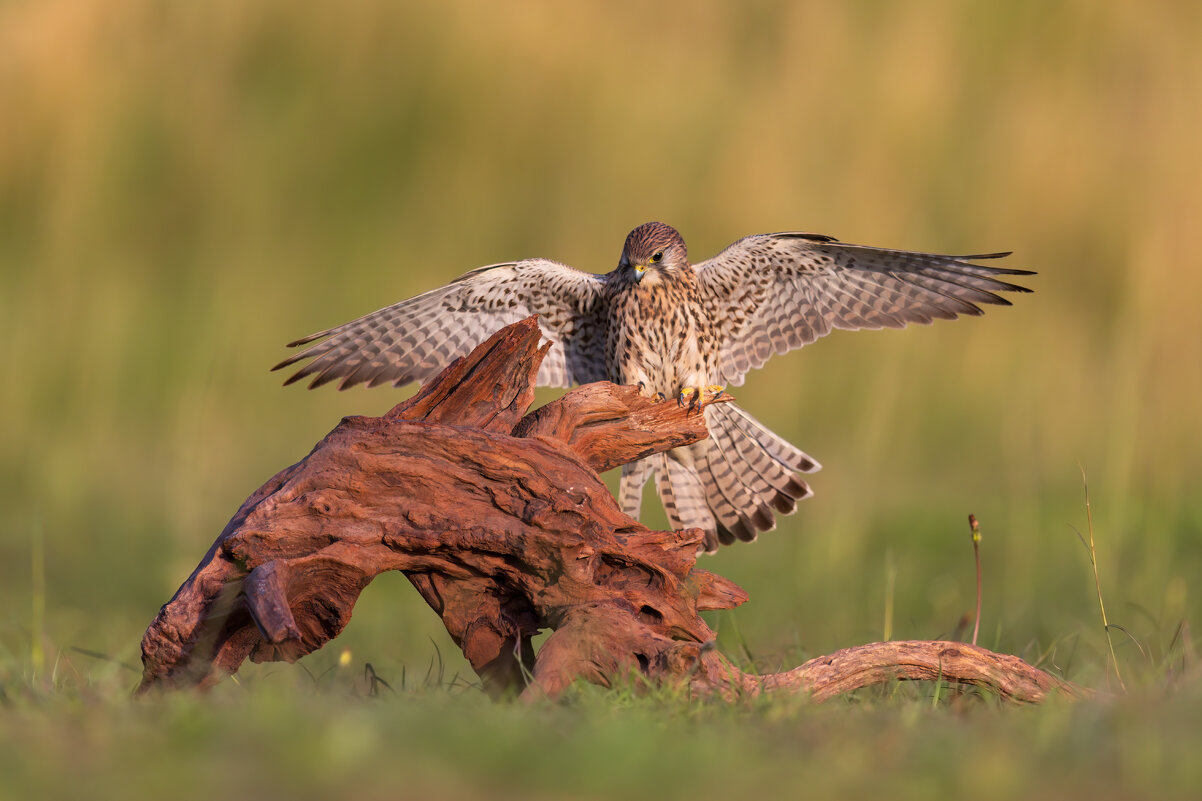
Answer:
2, 644, 1201, 801
3, 0, 1202, 798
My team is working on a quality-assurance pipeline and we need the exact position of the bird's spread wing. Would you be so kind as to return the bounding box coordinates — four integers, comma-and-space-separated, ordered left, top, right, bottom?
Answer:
696, 233, 1034, 386
273, 259, 608, 389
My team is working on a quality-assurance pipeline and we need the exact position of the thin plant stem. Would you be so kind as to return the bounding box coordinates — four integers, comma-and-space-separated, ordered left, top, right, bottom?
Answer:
883, 549, 896, 642
32, 519, 45, 676
1078, 464, 1126, 692
968, 514, 982, 647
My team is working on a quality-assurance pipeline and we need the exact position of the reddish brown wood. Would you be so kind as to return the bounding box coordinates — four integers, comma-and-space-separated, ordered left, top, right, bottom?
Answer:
138, 317, 1087, 704
512, 381, 721, 474
690, 641, 1090, 704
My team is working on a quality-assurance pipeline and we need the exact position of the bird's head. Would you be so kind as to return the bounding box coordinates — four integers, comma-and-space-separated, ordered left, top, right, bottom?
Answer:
618, 222, 689, 282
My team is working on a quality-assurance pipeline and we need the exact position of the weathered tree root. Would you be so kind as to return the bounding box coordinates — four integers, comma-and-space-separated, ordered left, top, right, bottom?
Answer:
138, 317, 1087, 704
709, 640, 1090, 703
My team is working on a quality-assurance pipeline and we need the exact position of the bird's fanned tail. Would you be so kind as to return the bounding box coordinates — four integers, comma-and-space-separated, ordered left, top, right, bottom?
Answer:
618, 402, 820, 553
618, 457, 654, 520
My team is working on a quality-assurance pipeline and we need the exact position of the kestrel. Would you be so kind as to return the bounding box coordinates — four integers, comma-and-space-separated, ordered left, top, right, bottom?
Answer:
275, 222, 1032, 552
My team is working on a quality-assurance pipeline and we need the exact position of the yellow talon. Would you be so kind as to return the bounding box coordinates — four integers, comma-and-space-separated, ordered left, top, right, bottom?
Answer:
676, 385, 726, 411
681, 386, 722, 412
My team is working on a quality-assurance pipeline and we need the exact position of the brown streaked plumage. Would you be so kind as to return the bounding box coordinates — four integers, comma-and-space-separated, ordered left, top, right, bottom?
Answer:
275, 221, 1033, 552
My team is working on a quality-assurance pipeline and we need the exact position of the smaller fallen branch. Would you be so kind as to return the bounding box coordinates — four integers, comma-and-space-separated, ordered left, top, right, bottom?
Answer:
725, 640, 1088, 703
138, 317, 1088, 704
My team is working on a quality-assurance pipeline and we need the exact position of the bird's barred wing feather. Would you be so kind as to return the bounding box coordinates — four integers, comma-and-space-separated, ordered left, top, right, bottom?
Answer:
274, 259, 608, 390
696, 233, 1034, 386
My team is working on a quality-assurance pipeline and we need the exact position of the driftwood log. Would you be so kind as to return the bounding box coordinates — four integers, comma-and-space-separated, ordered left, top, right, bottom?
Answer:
139, 317, 1087, 703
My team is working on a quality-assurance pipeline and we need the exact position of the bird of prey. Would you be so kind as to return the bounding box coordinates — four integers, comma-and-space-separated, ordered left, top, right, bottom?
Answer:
275, 222, 1032, 552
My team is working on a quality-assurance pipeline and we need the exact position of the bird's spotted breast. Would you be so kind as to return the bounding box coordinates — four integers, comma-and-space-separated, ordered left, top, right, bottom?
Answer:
604, 270, 717, 395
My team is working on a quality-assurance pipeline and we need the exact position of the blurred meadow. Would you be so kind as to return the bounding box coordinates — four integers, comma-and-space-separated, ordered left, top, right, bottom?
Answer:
2, 0, 1202, 798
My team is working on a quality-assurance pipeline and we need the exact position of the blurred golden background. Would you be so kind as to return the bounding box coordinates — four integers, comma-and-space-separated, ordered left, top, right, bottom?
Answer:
2, 0, 1199, 684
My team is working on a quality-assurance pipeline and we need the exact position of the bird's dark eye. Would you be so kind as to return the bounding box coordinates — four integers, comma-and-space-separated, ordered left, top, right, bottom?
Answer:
650, 251, 664, 264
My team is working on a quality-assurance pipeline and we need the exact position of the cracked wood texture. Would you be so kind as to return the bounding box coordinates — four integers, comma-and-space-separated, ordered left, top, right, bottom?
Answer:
138, 316, 1087, 704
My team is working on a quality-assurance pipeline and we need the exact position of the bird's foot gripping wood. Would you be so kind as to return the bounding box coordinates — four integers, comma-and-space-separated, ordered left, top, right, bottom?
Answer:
138, 318, 1088, 705
677, 384, 727, 412
636, 381, 668, 403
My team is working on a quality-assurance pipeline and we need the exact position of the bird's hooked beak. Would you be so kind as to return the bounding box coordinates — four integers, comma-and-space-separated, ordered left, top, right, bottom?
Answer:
621, 256, 648, 281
